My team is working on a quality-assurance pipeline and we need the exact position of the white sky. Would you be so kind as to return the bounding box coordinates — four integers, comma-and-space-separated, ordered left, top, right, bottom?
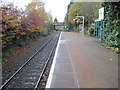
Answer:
2, 0, 71, 22
44, 0, 70, 22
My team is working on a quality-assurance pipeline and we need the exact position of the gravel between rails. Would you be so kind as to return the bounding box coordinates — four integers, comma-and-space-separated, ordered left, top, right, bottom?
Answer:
36, 42, 57, 89
2, 32, 60, 89
2, 32, 57, 85
35, 32, 60, 89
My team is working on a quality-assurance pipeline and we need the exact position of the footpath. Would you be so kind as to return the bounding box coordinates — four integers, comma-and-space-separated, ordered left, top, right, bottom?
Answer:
46, 32, 118, 88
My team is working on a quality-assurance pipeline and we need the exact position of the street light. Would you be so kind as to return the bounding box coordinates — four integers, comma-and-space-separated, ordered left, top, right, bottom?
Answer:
76, 16, 84, 37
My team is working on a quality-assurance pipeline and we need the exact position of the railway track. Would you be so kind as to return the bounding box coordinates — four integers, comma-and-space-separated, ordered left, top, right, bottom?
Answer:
0, 31, 60, 89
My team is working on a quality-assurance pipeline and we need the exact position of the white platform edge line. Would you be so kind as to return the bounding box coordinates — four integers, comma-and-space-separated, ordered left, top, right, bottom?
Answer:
45, 32, 62, 88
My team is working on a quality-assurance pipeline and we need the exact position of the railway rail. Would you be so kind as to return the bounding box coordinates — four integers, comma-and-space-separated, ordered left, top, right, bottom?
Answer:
0, 31, 60, 89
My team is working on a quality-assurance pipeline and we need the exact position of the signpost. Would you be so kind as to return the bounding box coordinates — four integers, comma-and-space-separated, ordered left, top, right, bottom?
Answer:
76, 16, 84, 37
99, 7, 104, 20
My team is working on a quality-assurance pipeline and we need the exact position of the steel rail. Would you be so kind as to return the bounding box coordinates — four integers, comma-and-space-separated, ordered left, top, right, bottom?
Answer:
0, 32, 58, 89
34, 32, 60, 89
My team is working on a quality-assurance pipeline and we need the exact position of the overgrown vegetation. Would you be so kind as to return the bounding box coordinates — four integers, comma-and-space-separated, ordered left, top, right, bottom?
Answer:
102, 2, 120, 48
64, 2, 101, 32
87, 23, 94, 36
1, 0, 53, 51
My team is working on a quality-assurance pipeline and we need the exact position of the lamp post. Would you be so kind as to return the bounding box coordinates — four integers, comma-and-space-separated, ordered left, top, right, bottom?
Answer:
76, 16, 84, 37
73, 18, 78, 31
44, 21, 48, 30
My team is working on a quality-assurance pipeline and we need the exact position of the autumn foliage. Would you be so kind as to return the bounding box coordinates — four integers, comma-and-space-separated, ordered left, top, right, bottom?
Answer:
1, 0, 53, 49
2, 4, 22, 48
22, 10, 44, 32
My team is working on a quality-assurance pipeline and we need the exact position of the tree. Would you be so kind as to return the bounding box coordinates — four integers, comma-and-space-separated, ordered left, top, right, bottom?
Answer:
22, 10, 44, 32
26, 0, 45, 17
64, 2, 102, 31
45, 12, 53, 25
1, 4, 22, 48
25, 0, 53, 31
1, 0, 53, 49
54, 18, 58, 23
24, 0, 45, 32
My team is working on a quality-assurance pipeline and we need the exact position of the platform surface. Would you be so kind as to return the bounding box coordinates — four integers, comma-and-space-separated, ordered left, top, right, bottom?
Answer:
46, 32, 118, 88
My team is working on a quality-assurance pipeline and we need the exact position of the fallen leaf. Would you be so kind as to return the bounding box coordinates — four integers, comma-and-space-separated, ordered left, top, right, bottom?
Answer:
109, 59, 112, 61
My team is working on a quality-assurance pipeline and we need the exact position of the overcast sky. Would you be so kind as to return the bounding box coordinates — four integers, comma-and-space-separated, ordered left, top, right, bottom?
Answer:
44, 0, 70, 22
2, 0, 71, 22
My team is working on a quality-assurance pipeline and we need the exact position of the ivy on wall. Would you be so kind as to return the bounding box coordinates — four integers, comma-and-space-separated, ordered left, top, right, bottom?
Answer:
102, 2, 120, 47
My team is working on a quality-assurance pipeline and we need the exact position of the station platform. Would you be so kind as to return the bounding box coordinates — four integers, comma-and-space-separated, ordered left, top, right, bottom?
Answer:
46, 32, 118, 88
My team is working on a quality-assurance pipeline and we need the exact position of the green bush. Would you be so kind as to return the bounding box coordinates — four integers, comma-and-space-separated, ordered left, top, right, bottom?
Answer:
40, 30, 49, 36
88, 23, 94, 36
102, 2, 120, 47
74, 26, 80, 32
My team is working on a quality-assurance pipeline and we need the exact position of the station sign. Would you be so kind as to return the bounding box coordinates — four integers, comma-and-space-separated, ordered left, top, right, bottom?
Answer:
99, 7, 104, 20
